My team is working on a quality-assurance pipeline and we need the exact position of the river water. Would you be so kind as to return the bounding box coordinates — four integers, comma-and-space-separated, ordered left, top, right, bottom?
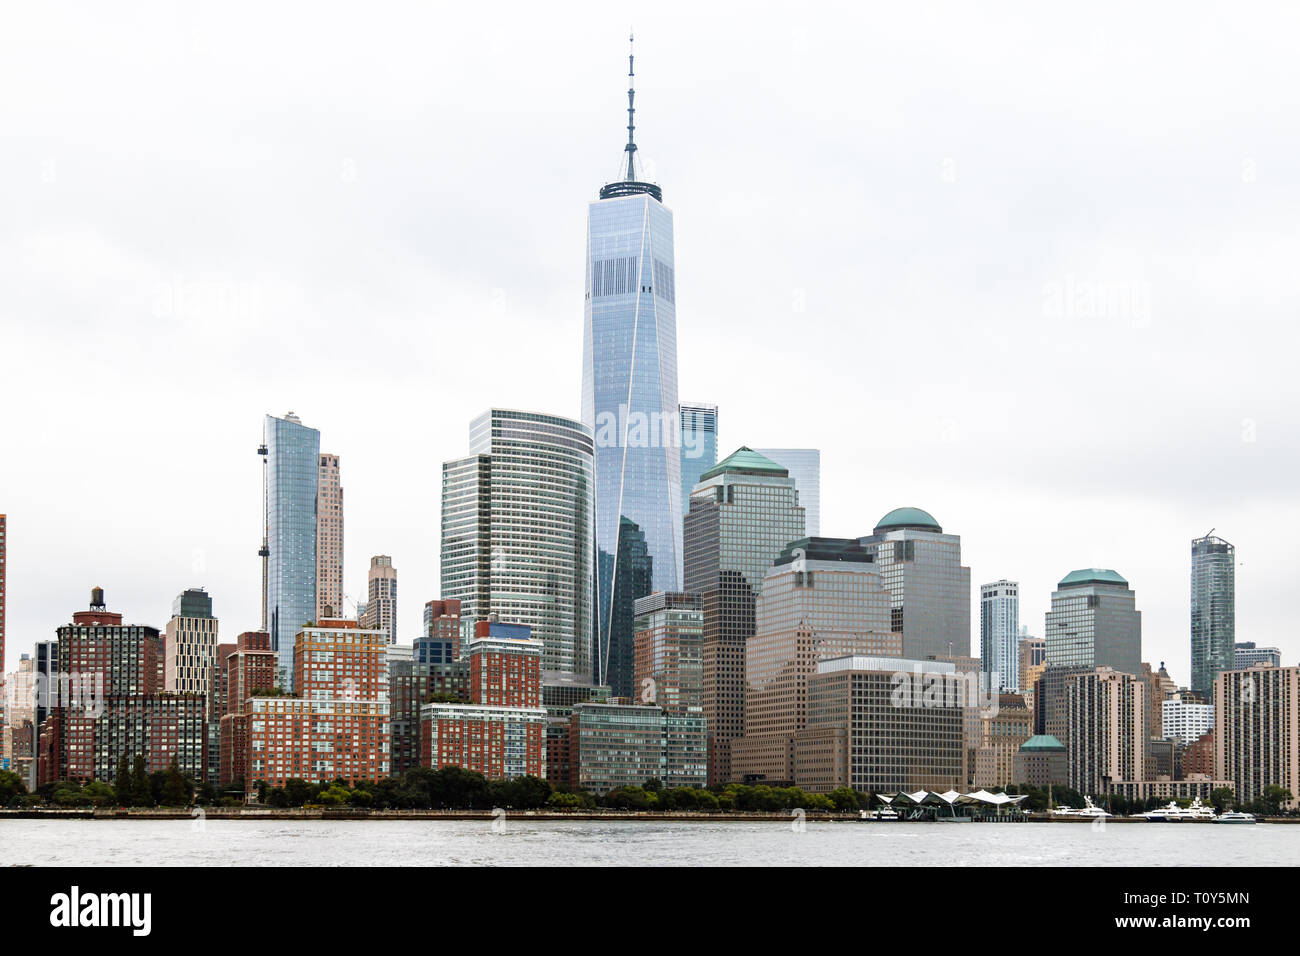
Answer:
0, 818, 1289, 866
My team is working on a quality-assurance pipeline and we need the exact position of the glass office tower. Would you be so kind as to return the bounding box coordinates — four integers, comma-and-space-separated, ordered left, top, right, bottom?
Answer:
980, 580, 1020, 691
440, 409, 596, 679
263, 412, 320, 692
1191, 533, 1235, 697
857, 507, 971, 661
581, 42, 682, 690
755, 449, 821, 536
1038, 568, 1142, 741
679, 403, 718, 519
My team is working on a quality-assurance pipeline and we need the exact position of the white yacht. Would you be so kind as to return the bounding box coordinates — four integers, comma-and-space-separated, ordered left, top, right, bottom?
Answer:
1052, 795, 1110, 818
1212, 811, 1257, 824
1138, 798, 1217, 822
860, 807, 900, 821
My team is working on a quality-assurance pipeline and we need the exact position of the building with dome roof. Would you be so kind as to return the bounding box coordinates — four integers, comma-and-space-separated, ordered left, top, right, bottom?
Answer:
684, 446, 805, 784
1013, 733, 1069, 787
857, 507, 971, 661
1038, 568, 1142, 743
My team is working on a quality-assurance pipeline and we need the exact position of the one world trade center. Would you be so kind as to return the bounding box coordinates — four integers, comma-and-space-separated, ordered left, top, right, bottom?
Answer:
581, 37, 682, 697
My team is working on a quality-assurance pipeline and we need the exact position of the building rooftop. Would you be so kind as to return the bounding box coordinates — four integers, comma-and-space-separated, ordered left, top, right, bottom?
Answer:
699, 446, 789, 481
774, 537, 871, 566
1019, 734, 1067, 753
1057, 568, 1129, 589
874, 507, 943, 534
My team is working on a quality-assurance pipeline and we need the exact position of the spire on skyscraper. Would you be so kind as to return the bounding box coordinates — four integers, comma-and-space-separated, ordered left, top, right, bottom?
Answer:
624, 31, 637, 182
600, 31, 662, 201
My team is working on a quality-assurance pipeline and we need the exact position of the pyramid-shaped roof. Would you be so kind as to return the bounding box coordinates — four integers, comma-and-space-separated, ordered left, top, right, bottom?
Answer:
699, 446, 789, 481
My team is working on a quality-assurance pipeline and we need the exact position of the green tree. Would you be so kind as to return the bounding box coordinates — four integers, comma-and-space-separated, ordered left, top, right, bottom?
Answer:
82, 781, 117, 807
130, 754, 151, 806
0, 769, 28, 807
1254, 785, 1293, 817
1209, 787, 1235, 813
283, 778, 315, 807
828, 787, 858, 812
161, 755, 190, 806
113, 755, 133, 805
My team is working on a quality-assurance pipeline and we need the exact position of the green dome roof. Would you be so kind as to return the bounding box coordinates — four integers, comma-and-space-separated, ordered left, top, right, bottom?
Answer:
699, 446, 788, 482
1019, 734, 1066, 753
874, 507, 942, 533
1058, 568, 1128, 589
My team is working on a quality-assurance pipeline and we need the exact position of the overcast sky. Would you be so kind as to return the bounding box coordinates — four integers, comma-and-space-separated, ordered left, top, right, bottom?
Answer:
2, 1, 1297, 682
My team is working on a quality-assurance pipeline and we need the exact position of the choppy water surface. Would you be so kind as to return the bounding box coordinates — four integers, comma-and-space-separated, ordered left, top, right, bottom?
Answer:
0, 818, 1287, 866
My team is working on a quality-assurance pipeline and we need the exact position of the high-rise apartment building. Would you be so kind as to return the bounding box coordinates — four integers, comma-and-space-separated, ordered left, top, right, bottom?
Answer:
679, 403, 718, 520
361, 555, 397, 645
420, 598, 468, 663
734, 538, 899, 785
1065, 667, 1147, 796
1191, 533, 1235, 698
1018, 632, 1046, 711
754, 449, 821, 537
1162, 692, 1214, 742
632, 591, 703, 713
582, 42, 683, 701
316, 453, 344, 619
1234, 642, 1281, 670
262, 412, 321, 691
420, 622, 547, 780
39, 589, 206, 786
2, 654, 37, 786
683, 447, 805, 783
972, 693, 1034, 789
1039, 569, 1142, 742
241, 619, 390, 788
858, 508, 971, 661
389, 652, 470, 777
565, 699, 707, 792
1215, 664, 1300, 809
164, 588, 218, 696
441, 409, 595, 679
980, 580, 1020, 691
216, 632, 276, 786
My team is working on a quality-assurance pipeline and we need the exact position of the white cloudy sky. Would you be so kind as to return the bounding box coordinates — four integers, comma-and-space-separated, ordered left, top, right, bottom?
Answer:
2, 1, 1297, 681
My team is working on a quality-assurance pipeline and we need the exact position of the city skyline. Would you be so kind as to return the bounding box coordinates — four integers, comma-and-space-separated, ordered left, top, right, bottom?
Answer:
3, 7, 1298, 690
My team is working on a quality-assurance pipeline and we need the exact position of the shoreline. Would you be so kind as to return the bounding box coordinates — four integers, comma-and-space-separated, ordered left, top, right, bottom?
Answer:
1, 808, 1292, 823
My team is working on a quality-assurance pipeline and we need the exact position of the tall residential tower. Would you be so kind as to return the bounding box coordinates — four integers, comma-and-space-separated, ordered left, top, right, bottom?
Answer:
1190, 532, 1235, 698
316, 453, 344, 619
262, 412, 321, 691
980, 580, 1020, 691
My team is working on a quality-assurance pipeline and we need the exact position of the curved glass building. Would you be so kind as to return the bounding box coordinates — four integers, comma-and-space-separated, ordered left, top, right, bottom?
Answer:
263, 411, 321, 691
1191, 533, 1235, 697
440, 409, 596, 679
582, 40, 682, 688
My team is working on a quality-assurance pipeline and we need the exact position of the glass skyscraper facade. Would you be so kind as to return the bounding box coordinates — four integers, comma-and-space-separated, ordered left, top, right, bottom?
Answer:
755, 449, 821, 537
263, 412, 320, 692
581, 63, 682, 693
1191, 533, 1235, 697
857, 507, 971, 661
1038, 568, 1142, 741
980, 579, 1020, 691
683, 447, 806, 783
679, 403, 718, 520
440, 409, 595, 680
